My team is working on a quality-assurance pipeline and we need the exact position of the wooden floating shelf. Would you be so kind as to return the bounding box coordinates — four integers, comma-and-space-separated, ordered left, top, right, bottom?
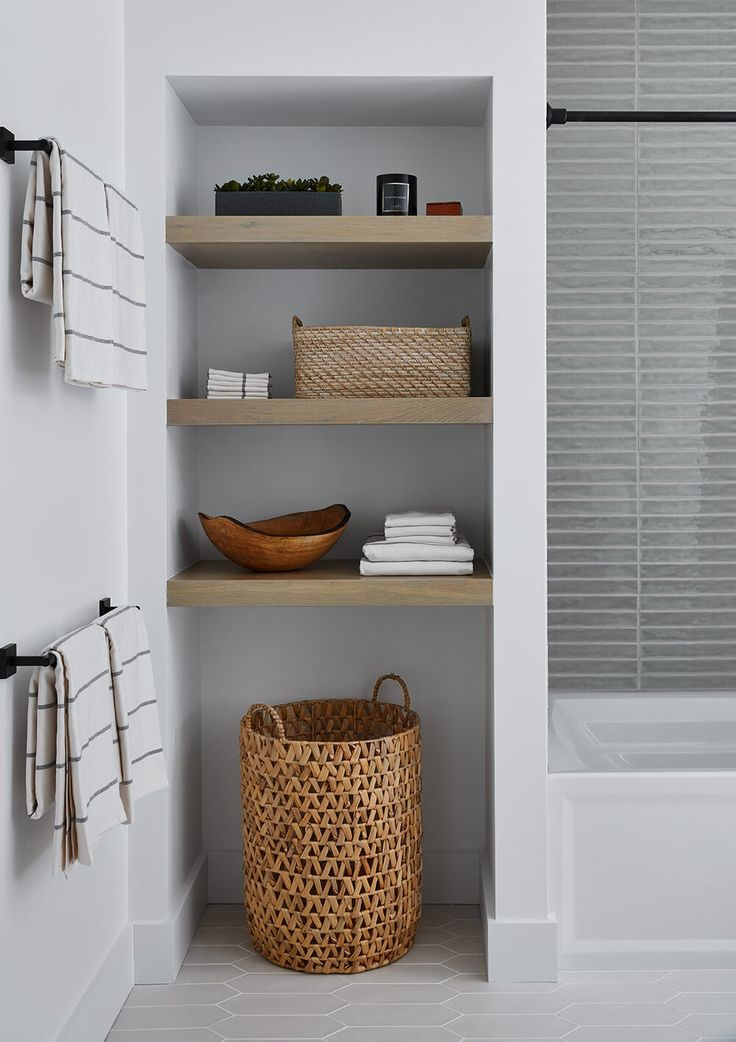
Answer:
165, 215, 492, 269
167, 397, 493, 426
167, 559, 493, 607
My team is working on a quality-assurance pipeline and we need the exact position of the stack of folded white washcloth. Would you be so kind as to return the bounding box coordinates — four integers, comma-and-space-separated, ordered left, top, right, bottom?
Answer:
207, 368, 272, 399
360, 511, 475, 575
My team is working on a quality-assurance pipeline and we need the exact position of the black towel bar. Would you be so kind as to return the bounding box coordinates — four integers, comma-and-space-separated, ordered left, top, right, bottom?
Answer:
0, 646, 57, 678
0, 126, 52, 165
547, 103, 736, 128
0, 597, 119, 680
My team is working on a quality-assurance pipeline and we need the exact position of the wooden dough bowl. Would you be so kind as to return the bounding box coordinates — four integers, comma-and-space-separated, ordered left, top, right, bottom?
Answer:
198, 504, 350, 572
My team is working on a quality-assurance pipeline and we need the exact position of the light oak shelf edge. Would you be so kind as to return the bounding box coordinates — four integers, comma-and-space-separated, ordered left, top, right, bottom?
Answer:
167, 559, 493, 607
167, 397, 493, 426
165, 215, 492, 269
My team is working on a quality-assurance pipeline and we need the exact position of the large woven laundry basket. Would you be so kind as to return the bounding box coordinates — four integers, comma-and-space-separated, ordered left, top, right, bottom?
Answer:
293, 314, 471, 398
240, 673, 422, 974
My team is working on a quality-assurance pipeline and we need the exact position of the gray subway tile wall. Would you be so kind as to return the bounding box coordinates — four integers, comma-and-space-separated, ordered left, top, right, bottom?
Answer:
548, 0, 736, 691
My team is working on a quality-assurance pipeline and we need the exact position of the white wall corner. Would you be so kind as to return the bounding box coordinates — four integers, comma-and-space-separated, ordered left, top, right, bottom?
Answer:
133, 852, 207, 983
480, 854, 558, 983
56, 925, 133, 1042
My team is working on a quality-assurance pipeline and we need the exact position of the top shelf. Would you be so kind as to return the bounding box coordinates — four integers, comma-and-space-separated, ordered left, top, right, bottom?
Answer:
165, 215, 492, 269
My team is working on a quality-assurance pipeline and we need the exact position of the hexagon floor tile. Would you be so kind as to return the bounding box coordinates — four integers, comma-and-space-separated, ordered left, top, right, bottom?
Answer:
106, 905, 736, 1042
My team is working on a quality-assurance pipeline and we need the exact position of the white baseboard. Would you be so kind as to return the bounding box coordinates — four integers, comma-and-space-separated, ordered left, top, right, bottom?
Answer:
133, 852, 207, 984
56, 926, 133, 1042
480, 854, 558, 982
208, 849, 480, 905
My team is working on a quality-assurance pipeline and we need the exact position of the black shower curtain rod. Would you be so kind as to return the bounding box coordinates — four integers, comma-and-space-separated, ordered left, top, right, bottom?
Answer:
547, 104, 736, 128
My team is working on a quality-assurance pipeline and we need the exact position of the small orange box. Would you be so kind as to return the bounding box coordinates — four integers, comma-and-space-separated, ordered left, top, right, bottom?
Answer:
426, 201, 464, 216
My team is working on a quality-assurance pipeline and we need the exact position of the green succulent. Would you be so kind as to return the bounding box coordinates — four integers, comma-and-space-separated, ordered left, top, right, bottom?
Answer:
215, 172, 342, 194
214, 179, 243, 192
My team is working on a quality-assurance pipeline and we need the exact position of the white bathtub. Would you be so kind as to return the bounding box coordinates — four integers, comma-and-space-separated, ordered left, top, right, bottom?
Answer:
548, 694, 736, 970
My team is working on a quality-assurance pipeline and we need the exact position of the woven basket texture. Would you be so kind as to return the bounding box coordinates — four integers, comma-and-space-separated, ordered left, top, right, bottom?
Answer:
240, 674, 422, 973
293, 315, 471, 398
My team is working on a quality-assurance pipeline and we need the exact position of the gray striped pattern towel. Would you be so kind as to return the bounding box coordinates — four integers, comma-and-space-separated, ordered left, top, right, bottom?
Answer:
99, 605, 166, 822
26, 624, 127, 876
20, 139, 147, 389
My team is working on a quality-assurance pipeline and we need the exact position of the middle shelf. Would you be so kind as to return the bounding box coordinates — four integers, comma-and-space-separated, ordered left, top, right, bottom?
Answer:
168, 559, 493, 607
167, 397, 493, 426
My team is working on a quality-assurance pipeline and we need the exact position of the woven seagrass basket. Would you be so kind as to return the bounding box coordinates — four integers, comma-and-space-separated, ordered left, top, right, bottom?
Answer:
240, 673, 422, 974
292, 314, 471, 398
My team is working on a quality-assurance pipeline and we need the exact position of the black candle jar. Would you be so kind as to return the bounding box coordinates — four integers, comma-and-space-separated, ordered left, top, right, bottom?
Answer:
376, 173, 417, 216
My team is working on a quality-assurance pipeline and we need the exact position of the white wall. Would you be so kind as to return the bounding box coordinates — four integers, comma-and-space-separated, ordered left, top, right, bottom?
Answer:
0, 2, 129, 1039
124, 0, 551, 981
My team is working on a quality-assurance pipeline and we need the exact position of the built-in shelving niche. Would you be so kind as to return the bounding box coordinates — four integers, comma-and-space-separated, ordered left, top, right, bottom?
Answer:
165, 74, 493, 907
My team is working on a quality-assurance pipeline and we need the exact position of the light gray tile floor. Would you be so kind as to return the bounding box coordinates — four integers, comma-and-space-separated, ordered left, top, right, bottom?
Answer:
107, 905, 736, 1042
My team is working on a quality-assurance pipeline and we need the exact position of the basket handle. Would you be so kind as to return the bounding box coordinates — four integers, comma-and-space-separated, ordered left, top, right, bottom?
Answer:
461, 315, 471, 335
371, 673, 411, 711
292, 315, 303, 333
246, 703, 286, 740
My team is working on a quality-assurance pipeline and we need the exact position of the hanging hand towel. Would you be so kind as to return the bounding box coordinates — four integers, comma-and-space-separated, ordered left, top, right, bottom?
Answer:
364, 534, 474, 562
20, 140, 147, 389
360, 560, 473, 576
26, 624, 127, 875
385, 511, 456, 528
99, 605, 166, 823
106, 178, 147, 388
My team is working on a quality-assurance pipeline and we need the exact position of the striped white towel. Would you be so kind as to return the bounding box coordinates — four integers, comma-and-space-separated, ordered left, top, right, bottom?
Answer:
26, 624, 127, 875
99, 606, 166, 822
20, 139, 147, 389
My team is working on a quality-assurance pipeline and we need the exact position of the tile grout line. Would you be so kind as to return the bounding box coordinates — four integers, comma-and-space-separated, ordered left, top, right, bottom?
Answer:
634, 0, 644, 694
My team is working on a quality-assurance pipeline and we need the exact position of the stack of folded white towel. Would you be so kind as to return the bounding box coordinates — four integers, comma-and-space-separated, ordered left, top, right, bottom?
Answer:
207, 368, 272, 399
360, 511, 475, 575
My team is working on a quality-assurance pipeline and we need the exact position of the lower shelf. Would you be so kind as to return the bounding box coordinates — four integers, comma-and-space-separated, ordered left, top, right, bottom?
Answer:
167, 397, 493, 426
167, 559, 493, 607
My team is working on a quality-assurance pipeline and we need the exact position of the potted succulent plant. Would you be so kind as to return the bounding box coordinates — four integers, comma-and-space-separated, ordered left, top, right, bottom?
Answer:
214, 172, 343, 216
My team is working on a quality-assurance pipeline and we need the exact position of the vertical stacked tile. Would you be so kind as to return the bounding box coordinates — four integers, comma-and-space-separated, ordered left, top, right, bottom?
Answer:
637, 1, 736, 689
547, 0, 639, 690
548, 0, 736, 693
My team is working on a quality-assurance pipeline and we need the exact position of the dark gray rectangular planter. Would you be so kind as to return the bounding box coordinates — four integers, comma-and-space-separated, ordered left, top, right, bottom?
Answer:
215, 192, 342, 217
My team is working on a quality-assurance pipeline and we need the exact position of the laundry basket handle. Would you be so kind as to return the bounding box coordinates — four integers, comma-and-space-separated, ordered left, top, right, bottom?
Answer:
292, 315, 303, 333
371, 673, 411, 710
247, 703, 286, 740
